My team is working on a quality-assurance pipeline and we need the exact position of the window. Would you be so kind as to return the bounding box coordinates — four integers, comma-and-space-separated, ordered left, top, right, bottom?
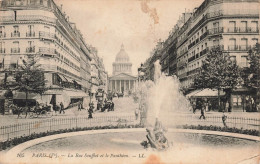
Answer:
0, 42, 5, 53
252, 38, 258, 45
240, 38, 248, 50
0, 26, 5, 37
240, 21, 248, 32
27, 25, 35, 37
251, 21, 258, 32
240, 56, 248, 67
14, 26, 19, 33
229, 21, 236, 32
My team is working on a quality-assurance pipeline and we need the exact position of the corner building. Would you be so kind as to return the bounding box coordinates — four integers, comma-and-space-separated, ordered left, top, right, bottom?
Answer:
176, 0, 259, 89
0, 0, 92, 108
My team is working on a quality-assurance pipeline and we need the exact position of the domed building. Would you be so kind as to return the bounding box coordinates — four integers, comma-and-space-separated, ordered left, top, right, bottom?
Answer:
109, 45, 137, 94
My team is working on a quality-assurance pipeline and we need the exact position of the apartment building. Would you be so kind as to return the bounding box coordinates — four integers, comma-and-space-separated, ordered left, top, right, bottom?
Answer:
178, 0, 259, 89
0, 0, 95, 108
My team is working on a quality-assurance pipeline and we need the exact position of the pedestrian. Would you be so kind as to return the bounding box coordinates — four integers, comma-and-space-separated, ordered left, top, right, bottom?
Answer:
222, 112, 227, 127
192, 101, 196, 114
88, 102, 94, 119
59, 102, 65, 114
78, 101, 81, 111
199, 99, 206, 120
135, 108, 139, 120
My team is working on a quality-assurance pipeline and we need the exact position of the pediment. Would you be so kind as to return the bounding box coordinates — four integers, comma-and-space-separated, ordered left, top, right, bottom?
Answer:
109, 73, 137, 80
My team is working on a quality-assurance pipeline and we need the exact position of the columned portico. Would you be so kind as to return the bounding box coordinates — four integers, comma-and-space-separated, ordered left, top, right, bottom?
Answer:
109, 44, 137, 94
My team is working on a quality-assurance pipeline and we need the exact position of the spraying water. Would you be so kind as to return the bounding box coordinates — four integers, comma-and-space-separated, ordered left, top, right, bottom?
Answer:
137, 60, 190, 128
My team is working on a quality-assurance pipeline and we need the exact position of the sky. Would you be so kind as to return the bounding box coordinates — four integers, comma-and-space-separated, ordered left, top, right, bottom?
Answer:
56, 0, 204, 76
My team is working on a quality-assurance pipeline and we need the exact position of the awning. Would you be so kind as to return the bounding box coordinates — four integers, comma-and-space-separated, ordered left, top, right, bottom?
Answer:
190, 89, 225, 98
63, 90, 88, 98
186, 90, 202, 98
57, 74, 68, 82
13, 92, 39, 100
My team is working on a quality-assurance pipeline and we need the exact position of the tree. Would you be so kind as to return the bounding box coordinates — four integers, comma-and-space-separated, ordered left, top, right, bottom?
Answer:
194, 46, 240, 112
241, 43, 260, 111
13, 56, 47, 108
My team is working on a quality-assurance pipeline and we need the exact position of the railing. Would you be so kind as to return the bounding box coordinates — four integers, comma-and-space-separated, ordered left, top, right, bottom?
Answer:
199, 31, 208, 40
187, 68, 200, 76
11, 48, 20, 53
39, 31, 55, 40
0, 32, 6, 38
172, 115, 260, 131
26, 46, 35, 53
0, 48, 5, 53
0, 16, 14, 22
239, 45, 251, 51
0, 115, 135, 142
17, 15, 56, 23
188, 56, 196, 62
208, 27, 224, 35
227, 27, 259, 33
11, 32, 20, 37
26, 32, 35, 37
228, 45, 239, 51
39, 64, 57, 72
39, 47, 55, 54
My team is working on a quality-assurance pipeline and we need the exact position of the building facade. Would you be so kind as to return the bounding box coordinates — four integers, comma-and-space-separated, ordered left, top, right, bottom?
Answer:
109, 45, 137, 94
0, 0, 97, 108
142, 0, 259, 111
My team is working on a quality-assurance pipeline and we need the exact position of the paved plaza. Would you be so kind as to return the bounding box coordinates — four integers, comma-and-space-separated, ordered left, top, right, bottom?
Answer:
0, 97, 259, 127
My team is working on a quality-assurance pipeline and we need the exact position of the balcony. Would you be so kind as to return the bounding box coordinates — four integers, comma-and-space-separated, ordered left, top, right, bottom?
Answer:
200, 49, 208, 56
0, 32, 6, 38
208, 27, 224, 35
239, 45, 251, 51
228, 45, 239, 51
188, 41, 196, 49
11, 48, 20, 53
199, 32, 208, 40
0, 48, 5, 53
39, 31, 55, 40
26, 32, 35, 37
188, 56, 196, 63
11, 32, 20, 37
17, 15, 56, 23
26, 47, 35, 53
187, 68, 200, 76
39, 47, 55, 54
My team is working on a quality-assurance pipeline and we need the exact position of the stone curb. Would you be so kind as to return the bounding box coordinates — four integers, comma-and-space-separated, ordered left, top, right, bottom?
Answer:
3, 128, 260, 163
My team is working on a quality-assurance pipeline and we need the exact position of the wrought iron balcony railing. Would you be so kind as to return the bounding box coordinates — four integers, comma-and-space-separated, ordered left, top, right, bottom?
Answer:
26, 46, 35, 53
11, 32, 20, 37
0, 32, 6, 38
11, 48, 20, 53
26, 32, 35, 37
39, 31, 55, 40
0, 48, 5, 53
228, 45, 239, 51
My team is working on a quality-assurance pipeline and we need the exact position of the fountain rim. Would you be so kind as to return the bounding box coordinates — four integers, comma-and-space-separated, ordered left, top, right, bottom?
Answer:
5, 128, 259, 158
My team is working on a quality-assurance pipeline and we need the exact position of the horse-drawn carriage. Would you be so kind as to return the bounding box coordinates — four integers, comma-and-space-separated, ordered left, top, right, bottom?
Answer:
10, 103, 53, 118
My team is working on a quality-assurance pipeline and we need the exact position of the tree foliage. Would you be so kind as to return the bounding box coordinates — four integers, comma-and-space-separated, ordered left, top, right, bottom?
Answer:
194, 46, 240, 90
193, 46, 240, 112
13, 56, 47, 96
242, 43, 260, 89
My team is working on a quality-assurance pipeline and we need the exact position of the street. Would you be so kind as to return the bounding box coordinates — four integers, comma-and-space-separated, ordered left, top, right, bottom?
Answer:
0, 97, 138, 127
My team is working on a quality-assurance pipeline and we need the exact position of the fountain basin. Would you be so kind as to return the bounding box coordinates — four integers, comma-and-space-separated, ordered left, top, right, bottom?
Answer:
3, 128, 260, 164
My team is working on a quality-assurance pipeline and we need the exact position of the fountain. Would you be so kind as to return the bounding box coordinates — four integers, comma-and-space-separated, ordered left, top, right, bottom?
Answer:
139, 60, 190, 150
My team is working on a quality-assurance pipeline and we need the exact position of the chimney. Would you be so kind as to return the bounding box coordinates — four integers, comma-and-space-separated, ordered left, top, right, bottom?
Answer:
60, 4, 63, 11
